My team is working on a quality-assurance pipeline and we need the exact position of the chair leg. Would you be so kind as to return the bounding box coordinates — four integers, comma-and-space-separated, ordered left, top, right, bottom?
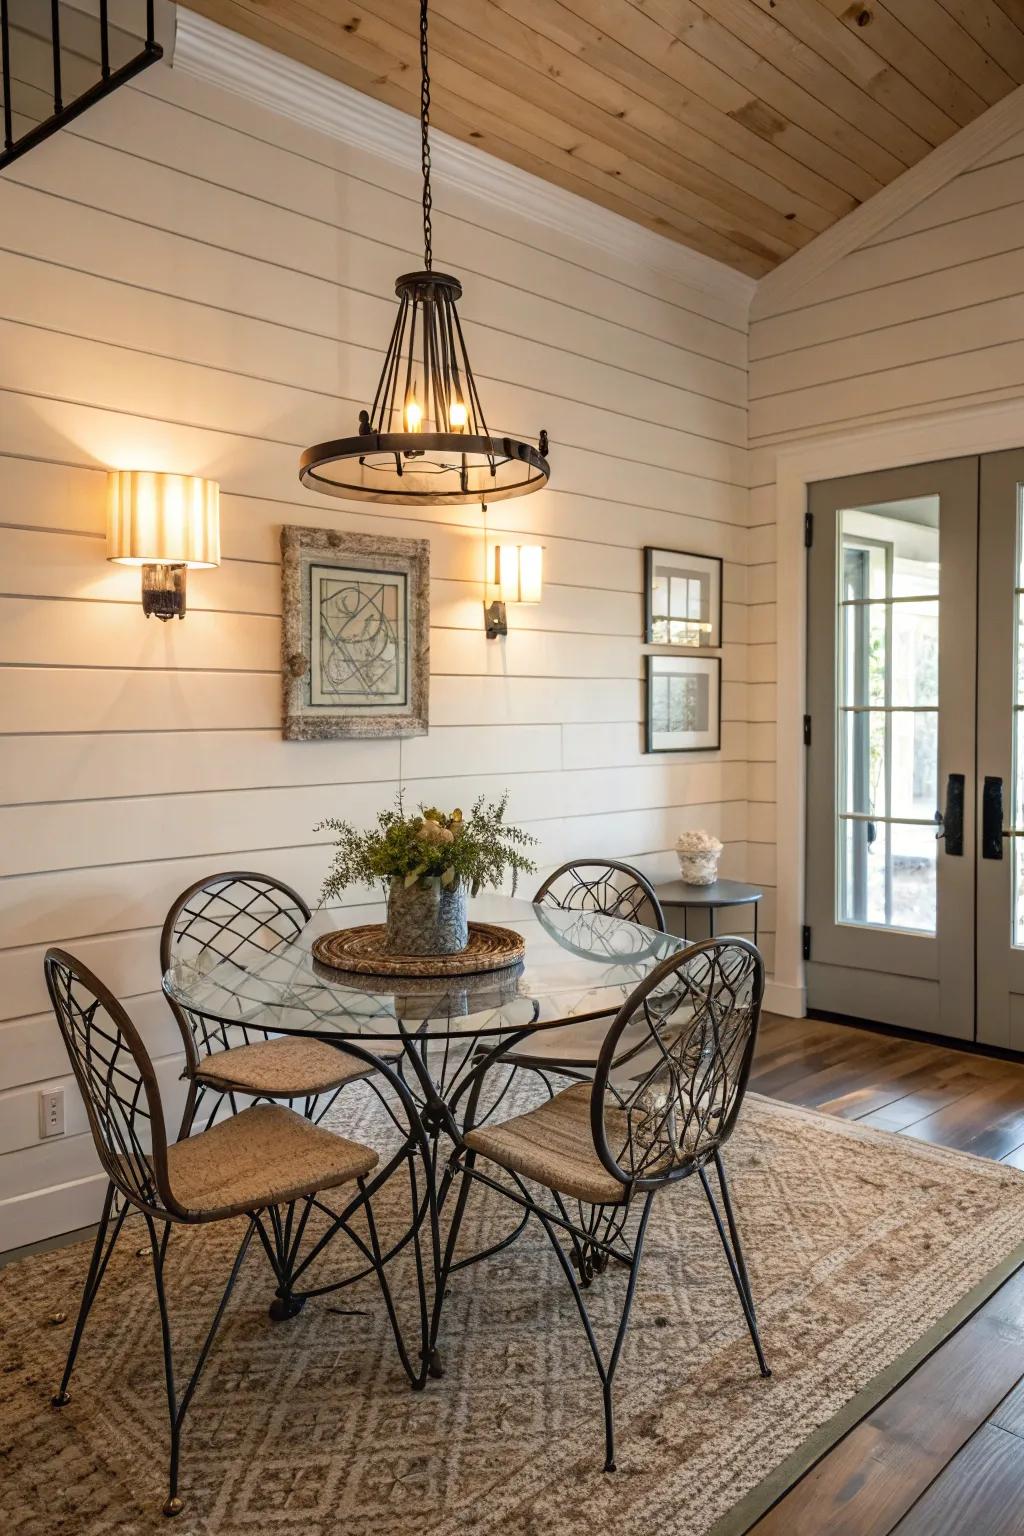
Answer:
52, 1182, 130, 1407
145, 1211, 257, 1518
534, 1191, 656, 1472
699, 1152, 770, 1378
146, 1215, 183, 1519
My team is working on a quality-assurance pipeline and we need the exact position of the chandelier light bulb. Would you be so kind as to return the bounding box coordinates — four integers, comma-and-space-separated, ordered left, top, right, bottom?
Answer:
449, 398, 468, 429
405, 396, 423, 432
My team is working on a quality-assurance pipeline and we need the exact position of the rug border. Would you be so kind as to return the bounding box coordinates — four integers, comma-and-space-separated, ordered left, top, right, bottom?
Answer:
709, 1237, 1024, 1536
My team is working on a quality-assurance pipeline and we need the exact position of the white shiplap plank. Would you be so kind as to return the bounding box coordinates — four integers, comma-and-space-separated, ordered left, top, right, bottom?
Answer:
0, 453, 752, 571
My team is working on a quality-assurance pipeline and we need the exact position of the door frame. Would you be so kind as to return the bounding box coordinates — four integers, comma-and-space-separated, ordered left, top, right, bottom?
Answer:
771, 397, 1024, 1019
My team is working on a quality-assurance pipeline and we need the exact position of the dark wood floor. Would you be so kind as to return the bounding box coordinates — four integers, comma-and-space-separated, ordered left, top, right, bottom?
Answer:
748, 1013, 1024, 1536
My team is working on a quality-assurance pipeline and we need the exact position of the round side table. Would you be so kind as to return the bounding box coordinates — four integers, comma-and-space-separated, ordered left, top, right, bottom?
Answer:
655, 878, 763, 946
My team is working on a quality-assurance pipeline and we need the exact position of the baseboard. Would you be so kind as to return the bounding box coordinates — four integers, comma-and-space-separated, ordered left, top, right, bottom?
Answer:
764, 979, 806, 1018
0, 1172, 113, 1255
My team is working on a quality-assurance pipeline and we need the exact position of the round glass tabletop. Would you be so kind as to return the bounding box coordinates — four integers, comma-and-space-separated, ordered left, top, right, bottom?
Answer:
162, 894, 681, 1041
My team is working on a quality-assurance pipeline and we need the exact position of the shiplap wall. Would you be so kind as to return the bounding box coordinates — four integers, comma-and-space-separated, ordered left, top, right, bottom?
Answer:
748, 120, 1024, 1001
0, 56, 754, 1247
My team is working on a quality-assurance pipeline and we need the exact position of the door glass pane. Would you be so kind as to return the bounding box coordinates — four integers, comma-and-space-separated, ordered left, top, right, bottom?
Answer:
836, 496, 939, 934
839, 710, 937, 819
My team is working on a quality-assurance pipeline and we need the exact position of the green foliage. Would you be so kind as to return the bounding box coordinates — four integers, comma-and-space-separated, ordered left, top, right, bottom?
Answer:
316, 791, 537, 904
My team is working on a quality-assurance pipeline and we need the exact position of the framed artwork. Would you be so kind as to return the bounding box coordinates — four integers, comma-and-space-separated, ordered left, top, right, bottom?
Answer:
644, 546, 722, 647
281, 526, 429, 740
645, 655, 721, 753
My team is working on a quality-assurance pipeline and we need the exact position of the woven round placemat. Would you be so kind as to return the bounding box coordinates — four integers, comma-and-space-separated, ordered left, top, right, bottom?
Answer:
311, 921, 525, 978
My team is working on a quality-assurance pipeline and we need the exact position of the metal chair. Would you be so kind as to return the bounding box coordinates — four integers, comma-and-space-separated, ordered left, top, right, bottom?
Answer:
434, 937, 769, 1472
45, 948, 433, 1518
162, 871, 392, 1132
502, 860, 668, 1076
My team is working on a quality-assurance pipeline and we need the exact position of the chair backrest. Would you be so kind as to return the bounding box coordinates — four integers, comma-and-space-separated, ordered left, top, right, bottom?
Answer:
534, 860, 666, 932
591, 938, 763, 1194
44, 948, 181, 1220
160, 871, 311, 1064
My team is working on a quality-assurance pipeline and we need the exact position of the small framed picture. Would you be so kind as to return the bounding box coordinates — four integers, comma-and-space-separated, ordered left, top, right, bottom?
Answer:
645, 655, 721, 753
645, 546, 722, 647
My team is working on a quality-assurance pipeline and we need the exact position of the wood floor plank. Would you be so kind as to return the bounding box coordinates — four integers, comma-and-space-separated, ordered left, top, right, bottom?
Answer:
854, 1070, 997, 1132
888, 1423, 1024, 1536
814, 1053, 961, 1121
894, 1080, 1024, 1160
748, 1271, 1024, 1536
989, 1374, 1024, 1440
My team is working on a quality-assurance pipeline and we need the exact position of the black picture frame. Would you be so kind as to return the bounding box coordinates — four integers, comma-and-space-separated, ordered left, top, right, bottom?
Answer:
645, 654, 722, 754
644, 546, 723, 648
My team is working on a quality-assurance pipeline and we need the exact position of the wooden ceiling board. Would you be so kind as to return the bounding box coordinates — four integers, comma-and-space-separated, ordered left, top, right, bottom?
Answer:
936, 2, 1024, 82
184, 0, 1024, 276
533, 0, 875, 202
652, 0, 931, 170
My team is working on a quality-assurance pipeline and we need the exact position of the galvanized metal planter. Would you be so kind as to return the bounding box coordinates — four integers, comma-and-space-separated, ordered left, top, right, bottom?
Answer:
384, 876, 468, 955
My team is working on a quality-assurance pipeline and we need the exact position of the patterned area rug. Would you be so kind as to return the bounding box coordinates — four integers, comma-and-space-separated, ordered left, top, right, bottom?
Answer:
4, 1086, 1024, 1536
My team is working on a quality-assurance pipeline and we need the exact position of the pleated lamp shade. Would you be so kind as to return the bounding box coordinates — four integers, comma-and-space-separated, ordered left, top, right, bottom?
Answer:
106, 471, 220, 568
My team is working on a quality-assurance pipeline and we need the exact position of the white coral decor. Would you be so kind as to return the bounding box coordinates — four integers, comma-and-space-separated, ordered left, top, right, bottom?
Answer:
676, 829, 723, 886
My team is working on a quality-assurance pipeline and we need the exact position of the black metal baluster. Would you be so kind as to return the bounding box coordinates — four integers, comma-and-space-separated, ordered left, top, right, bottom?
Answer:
99, 0, 110, 79
50, 0, 62, 113
1, 0, 12, 153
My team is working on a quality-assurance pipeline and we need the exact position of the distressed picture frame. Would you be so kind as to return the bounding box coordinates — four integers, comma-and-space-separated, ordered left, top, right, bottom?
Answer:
281, 526, 430, 740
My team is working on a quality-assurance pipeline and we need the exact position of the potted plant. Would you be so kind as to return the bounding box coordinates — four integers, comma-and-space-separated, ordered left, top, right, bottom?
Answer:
317, 792, 537, 956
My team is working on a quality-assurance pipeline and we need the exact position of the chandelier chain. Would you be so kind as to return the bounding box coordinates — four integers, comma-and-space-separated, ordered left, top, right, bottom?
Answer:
419, 0, 433, 270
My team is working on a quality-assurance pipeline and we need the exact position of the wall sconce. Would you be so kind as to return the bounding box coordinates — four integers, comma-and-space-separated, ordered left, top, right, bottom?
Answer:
484, 543, 543, 639
107, 471, 220, 620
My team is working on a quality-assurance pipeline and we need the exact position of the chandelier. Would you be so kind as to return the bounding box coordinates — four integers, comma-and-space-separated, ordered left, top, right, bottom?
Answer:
299, 0, 550, 505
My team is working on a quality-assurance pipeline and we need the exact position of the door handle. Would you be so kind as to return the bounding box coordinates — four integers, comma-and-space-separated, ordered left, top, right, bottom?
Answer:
983, 776, 1004, 859
934, 773, 964, 856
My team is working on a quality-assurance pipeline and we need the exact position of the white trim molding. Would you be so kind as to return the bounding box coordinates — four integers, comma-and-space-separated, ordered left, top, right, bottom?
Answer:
753, 82, 1024, 320
764, 980, 807, 1019
170, 7, 755, 309
773, 396, 1024, 1019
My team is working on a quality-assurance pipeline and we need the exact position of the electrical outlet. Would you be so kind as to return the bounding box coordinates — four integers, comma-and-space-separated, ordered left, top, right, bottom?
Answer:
39, 1087, 64, 1139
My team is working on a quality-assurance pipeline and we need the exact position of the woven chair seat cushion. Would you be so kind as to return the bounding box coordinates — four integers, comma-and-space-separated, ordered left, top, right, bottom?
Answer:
501, 1016, 650, 1071
166, 1103, 378, 1220
464, 1082, 628, 1205
193, 1035, 394, 1097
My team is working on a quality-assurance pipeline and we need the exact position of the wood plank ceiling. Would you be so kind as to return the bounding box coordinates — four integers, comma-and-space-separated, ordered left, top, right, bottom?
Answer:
185, 0, 1024, 277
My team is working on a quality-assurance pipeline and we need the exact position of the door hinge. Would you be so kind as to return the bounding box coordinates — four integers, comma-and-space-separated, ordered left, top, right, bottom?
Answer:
802, 925, 811, 961
804, 511, 813, 548
803, 714, 811, 746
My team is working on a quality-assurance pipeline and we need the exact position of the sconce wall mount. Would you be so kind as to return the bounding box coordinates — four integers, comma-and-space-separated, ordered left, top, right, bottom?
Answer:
484, 598, 508, 639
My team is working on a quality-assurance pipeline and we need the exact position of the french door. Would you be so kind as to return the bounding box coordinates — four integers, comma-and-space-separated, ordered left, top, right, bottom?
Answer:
806, 458, 977, 1040
807, 448, 1024, 1044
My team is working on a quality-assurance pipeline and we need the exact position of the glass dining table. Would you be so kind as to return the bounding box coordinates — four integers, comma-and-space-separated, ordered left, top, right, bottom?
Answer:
162, 893, 683, 1370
